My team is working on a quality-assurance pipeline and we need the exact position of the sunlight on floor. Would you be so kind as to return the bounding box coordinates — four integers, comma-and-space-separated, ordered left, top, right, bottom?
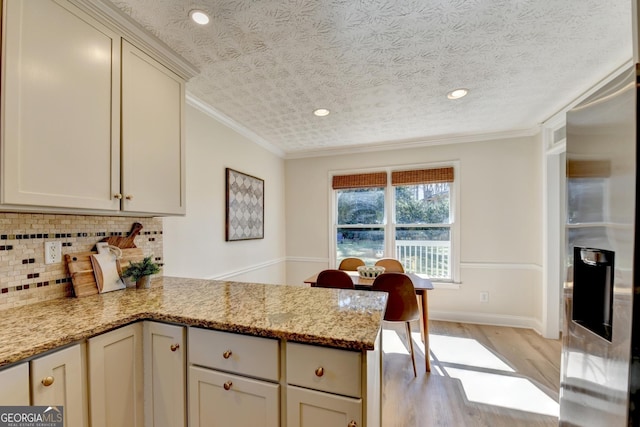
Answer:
381, 329, 410, 355
429, 334, 514, 372
444, 366, 559, 417
382, 329, 559, 418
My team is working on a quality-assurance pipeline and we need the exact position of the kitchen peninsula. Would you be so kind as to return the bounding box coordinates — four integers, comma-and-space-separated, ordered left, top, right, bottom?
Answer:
0, 277, 386, 427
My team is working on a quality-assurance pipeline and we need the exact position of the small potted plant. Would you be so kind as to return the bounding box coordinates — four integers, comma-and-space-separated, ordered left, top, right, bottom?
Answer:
122, 256, 160, 289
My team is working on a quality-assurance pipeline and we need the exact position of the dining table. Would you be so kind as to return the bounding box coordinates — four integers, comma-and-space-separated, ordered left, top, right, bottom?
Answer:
304, 270, 434, 372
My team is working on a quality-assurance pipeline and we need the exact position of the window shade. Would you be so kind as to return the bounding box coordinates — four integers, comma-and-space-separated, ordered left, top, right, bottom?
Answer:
391, 167, 454, 185
332, 172, 387, 189
567, 160, 611, 178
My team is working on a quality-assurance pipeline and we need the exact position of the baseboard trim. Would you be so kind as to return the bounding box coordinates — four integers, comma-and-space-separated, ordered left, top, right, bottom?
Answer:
430, 309, 542, 333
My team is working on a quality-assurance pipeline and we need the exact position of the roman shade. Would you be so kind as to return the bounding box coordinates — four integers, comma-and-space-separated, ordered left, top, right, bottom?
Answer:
332, 172, 387, 189
391, 167, 454, 185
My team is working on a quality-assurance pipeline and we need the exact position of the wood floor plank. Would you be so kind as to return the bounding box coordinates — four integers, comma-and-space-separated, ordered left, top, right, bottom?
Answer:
382, 320, 561, 427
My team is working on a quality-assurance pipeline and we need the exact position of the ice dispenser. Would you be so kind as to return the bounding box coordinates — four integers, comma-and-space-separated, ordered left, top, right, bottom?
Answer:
572, 247, 614, 341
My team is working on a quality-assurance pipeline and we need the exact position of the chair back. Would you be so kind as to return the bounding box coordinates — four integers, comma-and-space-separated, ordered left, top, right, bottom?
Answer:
371, 273, 419, 322
338, 257, 365, 271
314, 269, 355, 289
375, 258, 405, 273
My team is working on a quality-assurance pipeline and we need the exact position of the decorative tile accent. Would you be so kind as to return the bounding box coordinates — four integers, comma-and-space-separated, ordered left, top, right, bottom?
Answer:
0, 214, 163, 311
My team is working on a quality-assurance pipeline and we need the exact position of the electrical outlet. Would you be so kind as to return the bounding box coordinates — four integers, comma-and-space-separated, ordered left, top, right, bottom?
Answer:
44, 241, 62, 264
480, 291, 489, 303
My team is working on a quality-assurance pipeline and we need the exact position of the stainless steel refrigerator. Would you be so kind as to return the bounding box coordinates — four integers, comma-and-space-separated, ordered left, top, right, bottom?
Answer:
560, 64, 639, 426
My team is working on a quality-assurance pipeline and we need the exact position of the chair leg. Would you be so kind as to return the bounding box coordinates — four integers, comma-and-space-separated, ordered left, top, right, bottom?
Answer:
406, 321, 417, 377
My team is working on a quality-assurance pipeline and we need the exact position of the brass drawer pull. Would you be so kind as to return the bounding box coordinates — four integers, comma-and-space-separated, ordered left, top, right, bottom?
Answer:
315, 367, 324, 377
348, 421, 357, 427
170, 344, 180, 352
125, 195, 134, 200
223, 350, 232, 359
223, 381, 232, 391
113, 193, 123, 200
41, 376, 55, 387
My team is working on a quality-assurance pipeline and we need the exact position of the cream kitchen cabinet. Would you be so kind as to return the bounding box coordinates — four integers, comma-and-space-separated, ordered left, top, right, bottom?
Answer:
0, 363, 29, 405
285, 341, 380, 427
188, 327, 280, 427
31, 344, 87, 427
88, 322, 144, 427
1, 0, 191, 216
2, 0, 121, 212
121, 41, 186, 215
143, 321, 186, 427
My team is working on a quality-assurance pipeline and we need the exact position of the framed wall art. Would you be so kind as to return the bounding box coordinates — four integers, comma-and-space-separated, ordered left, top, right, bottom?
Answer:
225, 168, 264, 241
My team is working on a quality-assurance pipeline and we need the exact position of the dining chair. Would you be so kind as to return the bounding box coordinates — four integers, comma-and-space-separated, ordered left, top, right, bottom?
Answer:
375, 258, 405, 273
338, 257, 365, 271
372, 272, 419, 377
314, 269, 355, 289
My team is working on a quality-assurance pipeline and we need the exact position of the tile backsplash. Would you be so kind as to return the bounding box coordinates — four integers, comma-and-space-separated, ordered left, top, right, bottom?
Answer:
0, 213, 163, 310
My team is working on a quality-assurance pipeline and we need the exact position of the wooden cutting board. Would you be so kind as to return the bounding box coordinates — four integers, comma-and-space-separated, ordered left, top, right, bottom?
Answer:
98, 222, 143, 249
65, 252, 99, 297
119, 247, 144, 271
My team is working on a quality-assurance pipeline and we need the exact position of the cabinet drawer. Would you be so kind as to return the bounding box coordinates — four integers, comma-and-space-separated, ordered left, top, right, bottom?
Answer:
189, 366, 279, 427
189, 328, 279, 381
286, 342, 361, 398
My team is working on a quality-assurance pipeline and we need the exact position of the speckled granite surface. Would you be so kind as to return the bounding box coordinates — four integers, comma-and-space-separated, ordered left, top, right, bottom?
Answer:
0, 276, 387, 367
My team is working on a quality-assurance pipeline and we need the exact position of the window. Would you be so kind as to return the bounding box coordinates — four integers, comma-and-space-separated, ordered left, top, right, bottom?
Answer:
333, 166, 457, 281
334, 172, 386, 266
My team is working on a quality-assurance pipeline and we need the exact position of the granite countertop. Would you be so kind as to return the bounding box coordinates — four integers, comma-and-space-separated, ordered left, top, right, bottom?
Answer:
0, 276, 387, 368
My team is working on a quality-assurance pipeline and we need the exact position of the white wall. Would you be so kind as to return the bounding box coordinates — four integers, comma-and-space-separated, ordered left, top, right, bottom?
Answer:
285, 134, 544, 330
163, 104, 287, 284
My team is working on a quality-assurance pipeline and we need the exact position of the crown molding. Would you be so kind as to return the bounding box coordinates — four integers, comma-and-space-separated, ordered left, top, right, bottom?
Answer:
187, 93, 542, 161
284, 127, 541, 160
71, 0, 199, 80
186, 93, 286, 158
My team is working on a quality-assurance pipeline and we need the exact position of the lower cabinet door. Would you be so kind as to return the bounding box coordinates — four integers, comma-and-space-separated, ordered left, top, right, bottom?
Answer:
0, 363, 29, 405
143, 321, 185, 427
188, 366, 279, 427
31, 344, 86, 427
88, 323, 144, 427
287, 385, 362, 427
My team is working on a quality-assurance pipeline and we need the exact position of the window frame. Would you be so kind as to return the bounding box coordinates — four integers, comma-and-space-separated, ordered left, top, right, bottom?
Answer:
329, 162, 460, 284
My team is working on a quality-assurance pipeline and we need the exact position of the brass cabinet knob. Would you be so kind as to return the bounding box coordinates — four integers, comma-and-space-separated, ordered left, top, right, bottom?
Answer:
315, 367, 324, 377
113, 193, 123, 199
348, 421, 358, 427
223, 350, 232, 359
125, 195, 134, 200
223, 381, 232, 391
41, 376, 55, 387
170, 344, 180, 352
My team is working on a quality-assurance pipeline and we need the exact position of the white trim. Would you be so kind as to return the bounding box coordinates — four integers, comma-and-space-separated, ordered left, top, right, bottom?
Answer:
208, 257, 286, 280
430, 310, 544, 334
286, 256, 330, 264
186, 93, 286, 158
286, 127, 540, 159
460, 262, 542, 271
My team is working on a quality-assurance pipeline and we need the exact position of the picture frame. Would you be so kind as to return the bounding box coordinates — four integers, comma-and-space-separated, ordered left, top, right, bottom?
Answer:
225, 168, 264, 241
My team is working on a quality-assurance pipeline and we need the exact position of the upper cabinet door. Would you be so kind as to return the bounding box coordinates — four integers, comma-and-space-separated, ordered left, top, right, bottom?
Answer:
121, 40, 186, 215
2, 0, 121, 211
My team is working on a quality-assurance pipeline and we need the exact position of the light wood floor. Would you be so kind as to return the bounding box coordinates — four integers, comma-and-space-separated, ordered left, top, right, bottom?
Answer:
381, 320, 562, 427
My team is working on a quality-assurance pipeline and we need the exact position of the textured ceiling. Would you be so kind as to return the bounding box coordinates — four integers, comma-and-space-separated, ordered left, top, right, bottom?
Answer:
110, 0, 632, 157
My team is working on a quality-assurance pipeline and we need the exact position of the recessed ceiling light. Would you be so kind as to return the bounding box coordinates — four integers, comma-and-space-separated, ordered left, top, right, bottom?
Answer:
189, 10, 210, 25
447, 88, 469, 100
313, 108, 330, 117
